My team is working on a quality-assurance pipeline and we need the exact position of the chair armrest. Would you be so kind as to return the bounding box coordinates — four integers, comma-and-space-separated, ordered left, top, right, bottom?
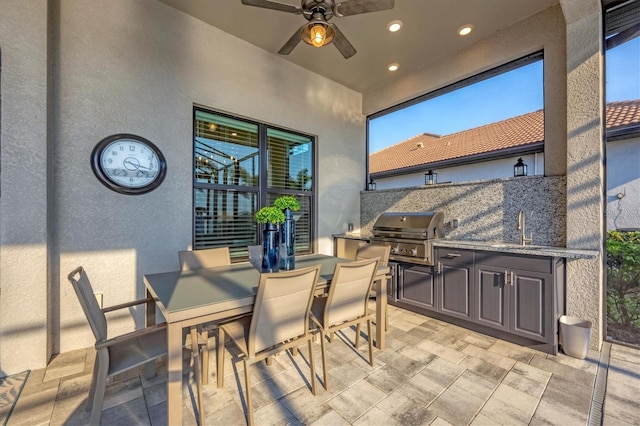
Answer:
102, 297, 155, 313
95, 322, 167, 350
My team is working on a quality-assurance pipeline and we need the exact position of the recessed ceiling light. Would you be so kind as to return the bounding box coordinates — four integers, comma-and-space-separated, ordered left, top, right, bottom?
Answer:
388, 63, 399, 71
458, 25, 473, 36
387, 20, 403, 32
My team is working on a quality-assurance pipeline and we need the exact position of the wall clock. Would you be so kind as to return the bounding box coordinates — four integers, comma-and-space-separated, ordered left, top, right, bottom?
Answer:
91, 134, 167, 195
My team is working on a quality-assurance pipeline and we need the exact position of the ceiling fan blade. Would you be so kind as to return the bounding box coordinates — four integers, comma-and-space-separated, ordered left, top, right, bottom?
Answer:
329, 23, 356, 59
241, 0, 301, 14
334, 0, 394, 17
278, 27, 303, 55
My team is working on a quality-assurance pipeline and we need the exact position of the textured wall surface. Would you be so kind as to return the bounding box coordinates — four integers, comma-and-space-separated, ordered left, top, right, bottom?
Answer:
50, 0, 365, 354
561, 0, 604, 349
0, 0, 366, 371
606, 137, 640, 230
361, 176, 567, 246
0, 0, 50, 374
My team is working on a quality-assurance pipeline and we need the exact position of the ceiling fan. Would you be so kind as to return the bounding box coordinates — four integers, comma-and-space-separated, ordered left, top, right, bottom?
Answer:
240, 0, 395, 59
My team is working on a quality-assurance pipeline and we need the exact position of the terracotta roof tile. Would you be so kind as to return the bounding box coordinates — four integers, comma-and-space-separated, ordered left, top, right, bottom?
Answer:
370, 100, 640, 175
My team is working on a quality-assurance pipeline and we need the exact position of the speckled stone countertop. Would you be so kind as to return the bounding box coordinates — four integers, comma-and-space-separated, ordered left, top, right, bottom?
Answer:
433, 240, 599, 260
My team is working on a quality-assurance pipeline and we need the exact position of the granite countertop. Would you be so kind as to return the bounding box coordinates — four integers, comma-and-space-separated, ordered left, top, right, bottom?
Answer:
433, 239, 599, 260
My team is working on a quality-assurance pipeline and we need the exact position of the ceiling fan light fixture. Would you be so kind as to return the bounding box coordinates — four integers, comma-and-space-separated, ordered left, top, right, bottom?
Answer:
301, 21, 335, 48
388, 63, 399, 71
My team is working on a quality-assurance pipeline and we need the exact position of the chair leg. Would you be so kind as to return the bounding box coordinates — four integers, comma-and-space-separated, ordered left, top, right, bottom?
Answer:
367, 319, 374, 366
90, 350, 109, 426
320, 331, 328, 390
217, 327, 226, 388
355, 323, 361, 348
190, 328, 205, 426
86, 355, 100, 412
201, 327, 209, 386
244, 359, 254, 426
307, 338, 317, 395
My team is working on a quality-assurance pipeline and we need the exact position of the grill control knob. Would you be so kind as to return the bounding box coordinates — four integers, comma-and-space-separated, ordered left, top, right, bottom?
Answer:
410, 248, 418, 256
390, 247, 398, 254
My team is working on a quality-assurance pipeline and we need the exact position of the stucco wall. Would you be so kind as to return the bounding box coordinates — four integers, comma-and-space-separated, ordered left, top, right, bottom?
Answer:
0, 0, 366, 373
374, 154, 544, 190
0, 0, 49, 376
606, 137, 640, 230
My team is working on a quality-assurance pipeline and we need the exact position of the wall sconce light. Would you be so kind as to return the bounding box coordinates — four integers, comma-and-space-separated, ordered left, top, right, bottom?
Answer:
367, 178, 376, 191
514, 158, 527, 177
425, 170, 437, 185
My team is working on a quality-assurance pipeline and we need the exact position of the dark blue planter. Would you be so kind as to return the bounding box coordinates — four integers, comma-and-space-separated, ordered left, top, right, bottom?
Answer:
262, 222, 280, 273
279, 208, 296, 270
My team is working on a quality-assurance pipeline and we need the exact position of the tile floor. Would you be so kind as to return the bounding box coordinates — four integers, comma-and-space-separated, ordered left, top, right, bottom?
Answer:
6, 305, 640, 425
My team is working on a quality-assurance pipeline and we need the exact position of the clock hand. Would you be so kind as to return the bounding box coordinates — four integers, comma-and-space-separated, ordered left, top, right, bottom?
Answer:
124, 160, 152, 170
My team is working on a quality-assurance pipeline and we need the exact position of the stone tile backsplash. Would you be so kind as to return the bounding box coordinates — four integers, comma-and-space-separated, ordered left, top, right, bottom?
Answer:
361, 176, 566, 247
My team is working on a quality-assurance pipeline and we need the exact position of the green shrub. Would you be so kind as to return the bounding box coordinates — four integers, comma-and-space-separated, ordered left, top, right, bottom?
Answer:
606, 231, 640, 345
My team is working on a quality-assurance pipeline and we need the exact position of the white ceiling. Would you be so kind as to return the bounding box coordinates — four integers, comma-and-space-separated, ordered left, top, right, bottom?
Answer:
158, 0, 559, 93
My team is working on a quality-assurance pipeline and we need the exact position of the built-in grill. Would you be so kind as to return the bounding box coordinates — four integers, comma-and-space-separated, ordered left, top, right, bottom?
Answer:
370, 211, 445, 266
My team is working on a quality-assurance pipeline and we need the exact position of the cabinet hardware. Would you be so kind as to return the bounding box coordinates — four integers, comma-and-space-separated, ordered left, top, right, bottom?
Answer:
444, 253, 461, 259
437, 262, 442, 274
510, 271, 514, 287
504, 270, 509, 286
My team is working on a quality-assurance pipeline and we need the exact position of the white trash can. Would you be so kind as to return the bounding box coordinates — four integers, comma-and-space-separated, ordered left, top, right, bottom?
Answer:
559, 315, 592, 359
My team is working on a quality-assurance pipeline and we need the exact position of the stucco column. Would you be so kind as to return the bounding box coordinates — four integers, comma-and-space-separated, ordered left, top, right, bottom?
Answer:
560, 0, 605, 350
0, 0, 50, 375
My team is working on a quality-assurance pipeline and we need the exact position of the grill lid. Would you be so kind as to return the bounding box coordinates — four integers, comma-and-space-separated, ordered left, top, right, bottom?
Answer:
372, 211, 445, 240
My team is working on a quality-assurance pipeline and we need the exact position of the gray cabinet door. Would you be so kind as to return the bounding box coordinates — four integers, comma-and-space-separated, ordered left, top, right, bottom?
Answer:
510, 269, 552, 341
399, 264, 437, 311
439, 262, 473, 320
475, 264, 509, 332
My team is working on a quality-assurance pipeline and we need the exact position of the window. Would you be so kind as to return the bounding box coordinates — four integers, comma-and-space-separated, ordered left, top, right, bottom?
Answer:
367, 52, 544, 189
193, 108, 315, 261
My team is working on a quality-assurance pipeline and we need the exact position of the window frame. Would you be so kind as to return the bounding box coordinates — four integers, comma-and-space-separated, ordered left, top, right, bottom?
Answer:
192, 106, 316, 261
366, 51, 545, 184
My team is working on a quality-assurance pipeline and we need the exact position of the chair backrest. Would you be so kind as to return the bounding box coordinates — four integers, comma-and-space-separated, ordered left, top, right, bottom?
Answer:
179, 247, 231, 270
67, 266, 108, 342
322, 258, 379, 328
248, 264, 321, 356
247, 245, 262, 270
356, 243, 390, 267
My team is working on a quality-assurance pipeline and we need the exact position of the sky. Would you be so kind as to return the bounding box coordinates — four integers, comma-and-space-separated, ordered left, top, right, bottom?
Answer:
368, 37, 640, 154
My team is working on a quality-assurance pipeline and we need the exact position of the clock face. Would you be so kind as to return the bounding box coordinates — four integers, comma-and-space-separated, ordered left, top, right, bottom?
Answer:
91, 134, 167, 195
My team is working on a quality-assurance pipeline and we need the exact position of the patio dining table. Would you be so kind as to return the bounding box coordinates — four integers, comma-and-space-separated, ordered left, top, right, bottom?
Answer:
143, 253, 389, 425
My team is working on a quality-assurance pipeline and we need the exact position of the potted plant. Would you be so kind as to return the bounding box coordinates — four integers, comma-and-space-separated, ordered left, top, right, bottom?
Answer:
254, 206, 285, 272
273, 196, 300, 270
254, 206, 285, 225
273, 195, 300, 212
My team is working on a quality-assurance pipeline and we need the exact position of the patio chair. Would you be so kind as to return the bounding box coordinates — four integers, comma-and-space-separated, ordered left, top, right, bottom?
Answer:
178, 247, 233, 386
68, 266, 204, 425
355, 243, 391, 330
216, 265, 321, 426
310, 258, 379, 390
179, 246, 231, 270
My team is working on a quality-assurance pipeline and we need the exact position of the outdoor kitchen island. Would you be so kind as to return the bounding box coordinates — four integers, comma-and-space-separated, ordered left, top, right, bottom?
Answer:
393, 240, 598, 354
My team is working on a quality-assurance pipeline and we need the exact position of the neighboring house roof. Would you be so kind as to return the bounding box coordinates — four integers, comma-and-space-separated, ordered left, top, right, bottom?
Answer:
370, 99, 640, 176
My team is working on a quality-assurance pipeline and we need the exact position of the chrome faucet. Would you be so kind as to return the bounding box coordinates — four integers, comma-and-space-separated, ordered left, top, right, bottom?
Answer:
517, 210, 533, 246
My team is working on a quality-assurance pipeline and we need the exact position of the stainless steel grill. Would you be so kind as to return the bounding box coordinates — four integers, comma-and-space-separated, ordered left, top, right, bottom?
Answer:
370, 211, 445, 266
